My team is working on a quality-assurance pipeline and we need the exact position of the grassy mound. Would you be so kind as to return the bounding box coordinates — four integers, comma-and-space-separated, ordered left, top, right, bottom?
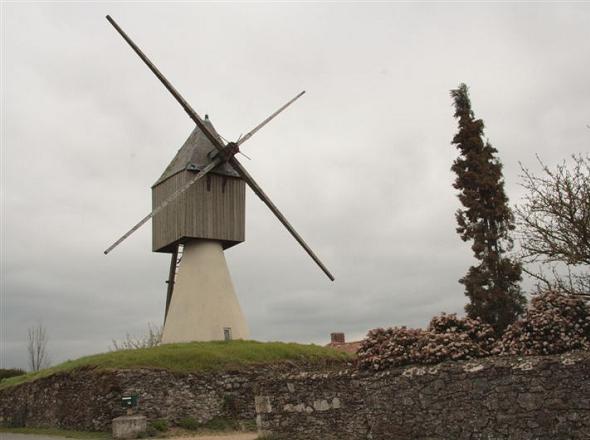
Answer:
0, 340, 351, 390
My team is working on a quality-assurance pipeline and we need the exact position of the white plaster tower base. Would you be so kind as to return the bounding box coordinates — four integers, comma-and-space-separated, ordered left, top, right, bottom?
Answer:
161, 240, 249, 343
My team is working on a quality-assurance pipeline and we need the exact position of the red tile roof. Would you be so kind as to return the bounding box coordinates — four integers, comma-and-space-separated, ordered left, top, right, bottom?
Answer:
326, 341, 361, 354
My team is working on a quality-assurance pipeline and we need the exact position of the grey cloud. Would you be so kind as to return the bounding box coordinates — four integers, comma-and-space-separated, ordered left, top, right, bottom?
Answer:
3, 4, 589, 369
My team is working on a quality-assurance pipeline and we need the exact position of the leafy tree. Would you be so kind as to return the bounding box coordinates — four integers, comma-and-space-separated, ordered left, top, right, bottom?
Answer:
450, 83, 525, 334
516, 154, 589, 297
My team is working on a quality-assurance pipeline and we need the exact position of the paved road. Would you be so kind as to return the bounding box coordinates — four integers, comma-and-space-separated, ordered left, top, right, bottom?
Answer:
0, 434, 258, 440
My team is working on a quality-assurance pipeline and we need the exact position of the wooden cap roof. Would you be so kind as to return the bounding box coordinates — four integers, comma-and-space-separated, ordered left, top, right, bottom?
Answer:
153, 117, 239, 187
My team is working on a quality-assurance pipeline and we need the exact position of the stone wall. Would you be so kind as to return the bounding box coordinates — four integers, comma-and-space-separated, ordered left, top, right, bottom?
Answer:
0, 364, 316, 431
255, 351, 590, 440
2, 352, 589, 439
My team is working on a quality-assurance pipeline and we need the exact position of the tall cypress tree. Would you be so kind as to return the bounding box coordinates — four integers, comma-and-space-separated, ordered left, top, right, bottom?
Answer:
450, 83, 525, 334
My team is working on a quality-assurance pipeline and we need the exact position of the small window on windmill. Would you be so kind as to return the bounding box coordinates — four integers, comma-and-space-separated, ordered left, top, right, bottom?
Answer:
224, 327, 232, 341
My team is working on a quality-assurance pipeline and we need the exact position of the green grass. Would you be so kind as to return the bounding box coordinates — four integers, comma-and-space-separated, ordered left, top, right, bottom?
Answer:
0, 427, 110, 439
0, 340, 351, 390
175, 416, 255, 433
149, 419, 169, 432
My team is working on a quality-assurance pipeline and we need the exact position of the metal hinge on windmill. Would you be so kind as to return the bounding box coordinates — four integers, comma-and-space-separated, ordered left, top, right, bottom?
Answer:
102, 16, 334, 343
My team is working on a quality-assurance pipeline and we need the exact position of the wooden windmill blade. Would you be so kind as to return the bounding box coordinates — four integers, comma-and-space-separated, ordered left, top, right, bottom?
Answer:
103, 92, 309, 255
106, 16, 226, 161
227, 156, 335, 281
103, 158, 221, 254
105, 16, 334, 281
236, 91, 306, 147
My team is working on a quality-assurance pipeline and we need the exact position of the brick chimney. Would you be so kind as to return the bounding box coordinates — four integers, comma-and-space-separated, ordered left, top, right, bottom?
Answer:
330, 332, 345, 344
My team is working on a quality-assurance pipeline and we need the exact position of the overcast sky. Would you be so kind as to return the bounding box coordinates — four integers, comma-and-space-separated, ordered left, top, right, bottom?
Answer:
2, 3, 589, 370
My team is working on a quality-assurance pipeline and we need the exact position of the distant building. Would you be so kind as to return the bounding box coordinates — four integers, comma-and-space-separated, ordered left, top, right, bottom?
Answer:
325, 332, 361, 354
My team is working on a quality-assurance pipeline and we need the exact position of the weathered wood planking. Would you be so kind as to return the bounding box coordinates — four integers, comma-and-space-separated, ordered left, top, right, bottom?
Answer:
152, 170, 245, 252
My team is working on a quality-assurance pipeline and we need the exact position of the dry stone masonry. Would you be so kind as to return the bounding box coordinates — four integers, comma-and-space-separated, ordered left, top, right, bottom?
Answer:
255, 351, 590, 439
1, 352, 589, 439
0, 365, 294, 431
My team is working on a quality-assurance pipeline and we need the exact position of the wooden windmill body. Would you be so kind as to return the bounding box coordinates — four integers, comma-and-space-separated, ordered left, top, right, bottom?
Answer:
104, 16, 334, 344
152, 120, 245, 254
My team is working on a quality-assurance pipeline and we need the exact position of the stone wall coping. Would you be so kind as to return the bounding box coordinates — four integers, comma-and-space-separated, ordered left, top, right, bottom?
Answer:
278, 350, 590, 382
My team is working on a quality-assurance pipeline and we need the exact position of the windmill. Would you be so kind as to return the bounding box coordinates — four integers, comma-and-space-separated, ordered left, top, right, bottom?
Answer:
103, 16, 334, 344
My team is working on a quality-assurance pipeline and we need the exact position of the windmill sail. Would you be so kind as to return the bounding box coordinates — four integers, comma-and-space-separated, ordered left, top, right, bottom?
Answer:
103, 158, 220, 255
228, 156, 335, 281
105, 15, 334, 281
237, 91, 306, 147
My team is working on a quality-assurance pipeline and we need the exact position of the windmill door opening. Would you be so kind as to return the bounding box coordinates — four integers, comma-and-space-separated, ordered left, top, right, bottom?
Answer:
224, 327, 232, 341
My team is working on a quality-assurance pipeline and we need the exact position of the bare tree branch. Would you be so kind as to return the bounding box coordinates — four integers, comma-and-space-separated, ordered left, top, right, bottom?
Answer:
27, 324, 50, 372
516, 154, 590, 297
110, 322, 162, 351
523, 264, 589, 299
516, 154, 590, 265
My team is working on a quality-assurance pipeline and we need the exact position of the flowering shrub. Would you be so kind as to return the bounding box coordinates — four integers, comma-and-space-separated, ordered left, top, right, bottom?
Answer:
428, 313, 496, 352
358, 291, 590, 371
420, 331, 487, 363
493, 290, 590, 356
357, 318, 492, 371
357, 327, 422, 370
